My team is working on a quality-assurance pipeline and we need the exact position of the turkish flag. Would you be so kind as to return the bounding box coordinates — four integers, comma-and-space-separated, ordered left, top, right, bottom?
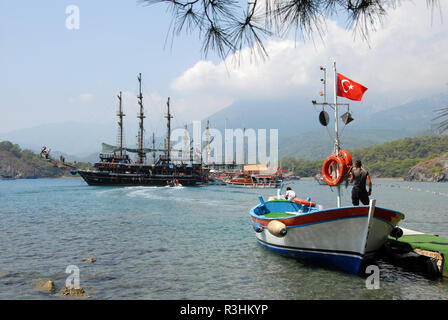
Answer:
337, 73, 368, 101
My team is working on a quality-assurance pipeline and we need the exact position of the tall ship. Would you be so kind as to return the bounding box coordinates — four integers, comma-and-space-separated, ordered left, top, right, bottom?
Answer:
77, 73, 208, 186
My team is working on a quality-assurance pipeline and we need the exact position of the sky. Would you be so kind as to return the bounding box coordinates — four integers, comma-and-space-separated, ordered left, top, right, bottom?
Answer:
0, 0, 447, 137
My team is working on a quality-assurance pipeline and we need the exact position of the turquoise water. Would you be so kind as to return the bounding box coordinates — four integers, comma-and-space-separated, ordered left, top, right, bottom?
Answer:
1, 178, 448, 299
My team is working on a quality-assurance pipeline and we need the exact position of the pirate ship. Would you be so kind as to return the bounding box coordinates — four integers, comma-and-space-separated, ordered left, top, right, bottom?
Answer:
77, 73, 208, 186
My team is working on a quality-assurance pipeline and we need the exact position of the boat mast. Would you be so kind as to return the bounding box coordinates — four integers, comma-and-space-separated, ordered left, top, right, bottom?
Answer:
205, 120, 210, 165
165, 97, 173, 162
183, 124, 189, 161
137, 73, 146, 164
312, 62, 348, 208
333, 61, 341, 208
152, 132, 156, 164
333, 61, 340, 155
117, 91, 125, 157
243, 127, 246, 166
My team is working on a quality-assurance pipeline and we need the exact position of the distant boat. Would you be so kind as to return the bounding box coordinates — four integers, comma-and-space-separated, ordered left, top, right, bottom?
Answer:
224, 165, 282, 188
0, 175, 15, 180
225, 173, 282, 188
283, 172, 301, 181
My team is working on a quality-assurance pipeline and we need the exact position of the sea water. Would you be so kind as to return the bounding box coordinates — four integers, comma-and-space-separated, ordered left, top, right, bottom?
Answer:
0, 178, 448, 299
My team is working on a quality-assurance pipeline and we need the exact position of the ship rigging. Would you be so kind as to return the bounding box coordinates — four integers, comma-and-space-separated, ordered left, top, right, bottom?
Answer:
77, 73, 208, 186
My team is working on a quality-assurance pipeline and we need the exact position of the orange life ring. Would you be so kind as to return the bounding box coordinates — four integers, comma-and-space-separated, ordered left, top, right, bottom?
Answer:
322, 154, 346, 186
339, 150, 352, 175
293, 198, 316, 207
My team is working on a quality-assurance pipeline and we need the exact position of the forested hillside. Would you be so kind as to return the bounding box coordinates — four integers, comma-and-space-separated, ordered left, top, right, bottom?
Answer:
281, 136, 448, 178
0, 141, 90, 179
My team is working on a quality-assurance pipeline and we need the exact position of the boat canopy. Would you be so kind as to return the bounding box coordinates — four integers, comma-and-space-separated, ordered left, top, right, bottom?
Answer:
101, 143, 174, 154
243, 164, 268, 171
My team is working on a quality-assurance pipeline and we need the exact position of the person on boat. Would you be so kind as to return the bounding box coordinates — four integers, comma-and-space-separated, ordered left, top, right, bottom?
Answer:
284, 187, 296, 201
349, 160, 372, 206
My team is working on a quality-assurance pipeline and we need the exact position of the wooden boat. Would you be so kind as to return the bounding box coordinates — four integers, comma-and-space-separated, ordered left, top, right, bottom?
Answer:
250, 197, 404, 274
225, 173, 282, 188
249, 62, 405, 274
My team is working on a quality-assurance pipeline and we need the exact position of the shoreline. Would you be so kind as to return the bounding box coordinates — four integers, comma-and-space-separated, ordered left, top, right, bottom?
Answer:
300, 177, 405, 181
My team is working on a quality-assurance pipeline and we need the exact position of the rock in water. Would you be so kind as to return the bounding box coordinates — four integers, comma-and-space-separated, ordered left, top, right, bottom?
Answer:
59, 286, 86, 297
34, 279, 55, 293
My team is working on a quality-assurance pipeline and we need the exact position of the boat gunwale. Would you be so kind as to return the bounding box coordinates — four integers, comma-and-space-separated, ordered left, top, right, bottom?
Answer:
249, 200, 405, 225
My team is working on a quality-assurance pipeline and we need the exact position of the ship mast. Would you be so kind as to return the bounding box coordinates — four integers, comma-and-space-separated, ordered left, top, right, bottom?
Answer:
116, 91, 125, 156
165, 97, 173, 162
152, 132, 156, 164
183, 124, 189, 161
137, 73, 146, 164
205, 120, 210, 165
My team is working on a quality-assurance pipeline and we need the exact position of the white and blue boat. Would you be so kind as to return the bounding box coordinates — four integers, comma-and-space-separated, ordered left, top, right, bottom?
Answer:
250, 197, 404, 274
249, 62, 405, 274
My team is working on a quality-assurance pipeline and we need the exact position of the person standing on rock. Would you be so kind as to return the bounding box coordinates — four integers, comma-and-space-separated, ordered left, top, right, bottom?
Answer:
349, 160, 372, 206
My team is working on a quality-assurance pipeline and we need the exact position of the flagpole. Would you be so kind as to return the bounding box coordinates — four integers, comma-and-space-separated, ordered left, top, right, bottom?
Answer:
333, 60, 341, 208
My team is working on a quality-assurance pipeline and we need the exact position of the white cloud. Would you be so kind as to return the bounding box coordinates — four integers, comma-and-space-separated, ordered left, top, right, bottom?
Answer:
170, 1, 448, 117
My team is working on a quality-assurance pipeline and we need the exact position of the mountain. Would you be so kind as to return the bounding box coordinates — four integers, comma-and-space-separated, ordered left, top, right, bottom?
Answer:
203, 93, 447, 136
1, 93, 446, 160
202, 93, 447, 160
279, 128, 423, 160
351, 93, 448, 131
281, 135, 448, 178
202, 98, 323, 136
0, 121, 115, 156
0, 121, 166, 163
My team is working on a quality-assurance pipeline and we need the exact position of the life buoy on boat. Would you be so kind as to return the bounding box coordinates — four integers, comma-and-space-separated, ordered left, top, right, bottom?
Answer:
293, 198, 316, 207
322, 154, 345, 186
339, 149, 353, 175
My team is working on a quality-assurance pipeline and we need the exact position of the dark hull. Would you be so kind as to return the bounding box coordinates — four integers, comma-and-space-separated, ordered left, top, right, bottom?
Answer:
78, 170, 204, 186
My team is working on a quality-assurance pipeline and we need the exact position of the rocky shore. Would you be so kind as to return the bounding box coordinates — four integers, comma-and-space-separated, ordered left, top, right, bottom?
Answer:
405, 153, 448, 182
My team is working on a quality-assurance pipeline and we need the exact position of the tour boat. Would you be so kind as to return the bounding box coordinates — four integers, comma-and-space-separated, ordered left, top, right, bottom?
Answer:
225, 173, 282, 188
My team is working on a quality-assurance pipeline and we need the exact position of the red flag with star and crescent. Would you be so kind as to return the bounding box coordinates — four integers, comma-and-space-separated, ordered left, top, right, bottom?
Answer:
337, 73, 368, 101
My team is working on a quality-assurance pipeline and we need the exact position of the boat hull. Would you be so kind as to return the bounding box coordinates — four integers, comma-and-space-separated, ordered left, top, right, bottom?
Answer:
251, 204, 404, 274
225, 182, 281, 188
78, 170, 203, 186
257, 239, 363, 274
